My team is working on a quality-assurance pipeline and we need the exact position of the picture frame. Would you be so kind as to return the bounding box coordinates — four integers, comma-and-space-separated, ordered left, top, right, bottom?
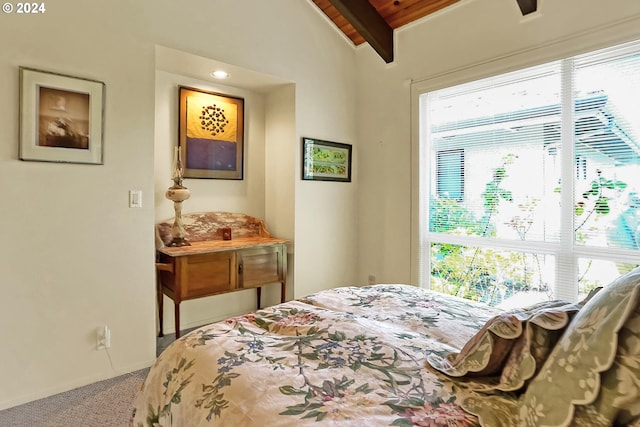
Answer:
302, 137, 352, 182
179, 86, 244, 180
19, 67, 105, 164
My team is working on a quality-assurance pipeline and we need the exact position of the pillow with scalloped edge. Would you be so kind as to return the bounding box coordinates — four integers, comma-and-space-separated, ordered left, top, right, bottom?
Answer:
426, 298, 588, 386
568, 300, 640, 426
461, 267, 640, 427
495, 287, 602, 392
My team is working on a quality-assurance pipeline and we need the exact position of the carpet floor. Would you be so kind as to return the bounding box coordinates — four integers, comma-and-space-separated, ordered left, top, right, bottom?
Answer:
0, 328, 197, 427
0, 369, 149, 427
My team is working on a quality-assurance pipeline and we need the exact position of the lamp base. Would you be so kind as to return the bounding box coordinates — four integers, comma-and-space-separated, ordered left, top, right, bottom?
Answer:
167, 237, 191, 247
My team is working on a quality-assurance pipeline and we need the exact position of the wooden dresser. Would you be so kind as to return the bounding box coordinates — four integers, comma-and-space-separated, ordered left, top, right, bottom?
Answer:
155, 212, 287, 338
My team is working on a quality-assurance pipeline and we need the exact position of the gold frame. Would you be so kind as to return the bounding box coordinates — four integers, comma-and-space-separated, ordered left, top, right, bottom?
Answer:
178, 86, 244, 179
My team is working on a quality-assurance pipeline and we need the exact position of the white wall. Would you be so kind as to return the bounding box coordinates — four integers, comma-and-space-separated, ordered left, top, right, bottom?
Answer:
293, 47, 360, 297
0, 0, 358, 409
0, 3, 158, 409
356, 0, 640, 286
265, 85, 297, 300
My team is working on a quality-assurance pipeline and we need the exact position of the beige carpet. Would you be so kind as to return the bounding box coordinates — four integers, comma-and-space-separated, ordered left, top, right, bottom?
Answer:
0, 369, 149, 427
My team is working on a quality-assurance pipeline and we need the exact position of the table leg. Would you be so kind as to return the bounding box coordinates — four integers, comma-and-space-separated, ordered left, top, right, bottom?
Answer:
174, 302, 181, 339
157, 272, 164, 338
256, 286, 262, 310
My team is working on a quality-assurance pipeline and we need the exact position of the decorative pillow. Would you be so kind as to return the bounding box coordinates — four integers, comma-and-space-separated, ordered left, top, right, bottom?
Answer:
570, 301, 640, 425
496, 314, 566, 391
427, 299, 585, 386
496, 287, 602, 392
515, 267, 640, 427
426, 311, 523, 377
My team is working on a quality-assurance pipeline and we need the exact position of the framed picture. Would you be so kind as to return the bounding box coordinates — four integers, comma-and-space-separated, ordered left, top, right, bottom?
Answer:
302, 137, 352, 182
179, 86, 244, 179
19, 67, 105, 164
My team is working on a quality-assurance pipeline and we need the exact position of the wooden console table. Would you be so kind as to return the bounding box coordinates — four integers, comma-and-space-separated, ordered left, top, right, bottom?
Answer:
155, 212, 287, 338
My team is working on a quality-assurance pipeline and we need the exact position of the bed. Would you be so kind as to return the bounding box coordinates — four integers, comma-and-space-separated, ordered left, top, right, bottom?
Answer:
131, 268, 640, 427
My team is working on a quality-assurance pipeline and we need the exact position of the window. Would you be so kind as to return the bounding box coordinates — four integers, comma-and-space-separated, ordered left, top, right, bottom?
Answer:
419, 40, 640, 307
436, 149, 464, 201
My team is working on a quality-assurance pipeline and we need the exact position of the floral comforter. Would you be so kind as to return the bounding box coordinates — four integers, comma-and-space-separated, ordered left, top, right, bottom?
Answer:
131, 284, 503, 427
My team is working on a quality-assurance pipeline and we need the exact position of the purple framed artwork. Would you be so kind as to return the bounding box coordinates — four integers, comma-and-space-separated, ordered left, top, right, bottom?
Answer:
178, 86, 244, 179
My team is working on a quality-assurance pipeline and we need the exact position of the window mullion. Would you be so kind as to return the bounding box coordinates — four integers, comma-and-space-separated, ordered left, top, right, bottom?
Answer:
557, 58, 578, 301
419, 93, 433, 289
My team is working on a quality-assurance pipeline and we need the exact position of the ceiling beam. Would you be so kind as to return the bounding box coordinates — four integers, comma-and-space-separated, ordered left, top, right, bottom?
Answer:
328, 0, 394, 63
516, 0, 537, 15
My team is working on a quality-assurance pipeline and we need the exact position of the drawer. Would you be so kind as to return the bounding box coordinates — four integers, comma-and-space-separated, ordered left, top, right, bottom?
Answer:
178, 251, 237, 299
238, 246, 284, 288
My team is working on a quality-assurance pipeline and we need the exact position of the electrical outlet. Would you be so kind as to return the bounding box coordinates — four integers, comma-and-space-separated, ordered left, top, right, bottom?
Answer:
96, 325, 111, 350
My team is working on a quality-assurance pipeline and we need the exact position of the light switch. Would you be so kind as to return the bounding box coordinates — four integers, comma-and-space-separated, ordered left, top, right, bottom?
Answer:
129, 190, 142, 208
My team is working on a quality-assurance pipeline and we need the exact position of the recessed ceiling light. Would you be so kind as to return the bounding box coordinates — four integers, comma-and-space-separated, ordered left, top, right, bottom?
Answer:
211, 70, 229, 79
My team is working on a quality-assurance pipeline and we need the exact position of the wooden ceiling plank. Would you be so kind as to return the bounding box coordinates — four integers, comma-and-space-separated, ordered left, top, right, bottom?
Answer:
328, 0, 395, 63
312, 0, 365, 45
385, 0, 461, 28
516, 0, 537, 15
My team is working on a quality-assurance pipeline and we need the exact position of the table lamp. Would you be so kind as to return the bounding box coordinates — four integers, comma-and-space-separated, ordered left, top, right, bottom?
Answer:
165, 146, 191, 247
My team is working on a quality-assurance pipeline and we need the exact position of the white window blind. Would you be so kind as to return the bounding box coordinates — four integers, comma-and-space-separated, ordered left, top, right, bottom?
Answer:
420, 40, 640, 307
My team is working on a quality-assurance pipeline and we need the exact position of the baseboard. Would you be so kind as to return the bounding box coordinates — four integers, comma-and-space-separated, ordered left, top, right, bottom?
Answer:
162, 309, 258, 335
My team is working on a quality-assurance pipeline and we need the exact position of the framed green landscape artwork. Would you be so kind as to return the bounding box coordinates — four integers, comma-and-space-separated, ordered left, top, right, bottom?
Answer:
302, 137, 352, 182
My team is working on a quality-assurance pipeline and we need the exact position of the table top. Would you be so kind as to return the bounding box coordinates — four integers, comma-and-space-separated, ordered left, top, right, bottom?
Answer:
158, 236, 288, 257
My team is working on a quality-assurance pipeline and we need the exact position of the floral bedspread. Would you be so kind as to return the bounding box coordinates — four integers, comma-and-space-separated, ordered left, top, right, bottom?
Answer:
131, 285, 503, 427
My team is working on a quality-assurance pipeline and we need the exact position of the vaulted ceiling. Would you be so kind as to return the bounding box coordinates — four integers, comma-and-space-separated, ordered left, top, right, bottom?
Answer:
311, 0, 538, 63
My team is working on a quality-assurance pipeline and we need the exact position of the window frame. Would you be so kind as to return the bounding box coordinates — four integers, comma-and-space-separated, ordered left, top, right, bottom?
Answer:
411, 38, 640, 302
